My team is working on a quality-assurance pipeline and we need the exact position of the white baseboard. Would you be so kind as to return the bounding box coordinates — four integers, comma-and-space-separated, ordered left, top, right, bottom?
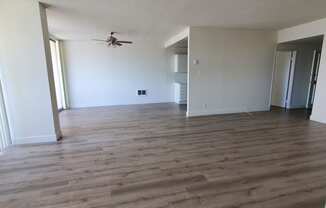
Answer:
310, 114, 326, 124
13, 134, 58, 145
70, 101, 174, 109
187, 106, 270, 117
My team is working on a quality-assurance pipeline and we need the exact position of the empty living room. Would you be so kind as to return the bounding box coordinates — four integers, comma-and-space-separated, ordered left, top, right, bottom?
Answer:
2, 0, 326, 207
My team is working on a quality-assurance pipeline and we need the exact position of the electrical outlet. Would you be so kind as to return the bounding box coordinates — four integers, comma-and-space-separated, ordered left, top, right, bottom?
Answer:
137, 90, 147, 96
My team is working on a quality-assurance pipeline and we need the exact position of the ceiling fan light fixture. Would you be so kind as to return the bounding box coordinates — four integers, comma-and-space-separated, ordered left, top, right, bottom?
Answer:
92, 32, 133, 48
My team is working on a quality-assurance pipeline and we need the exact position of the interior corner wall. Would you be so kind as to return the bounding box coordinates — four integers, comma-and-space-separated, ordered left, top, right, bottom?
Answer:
0, 0, 59, 144
62, 40, 174, 108
187, 27, 276, 116
277, 18, 326, 123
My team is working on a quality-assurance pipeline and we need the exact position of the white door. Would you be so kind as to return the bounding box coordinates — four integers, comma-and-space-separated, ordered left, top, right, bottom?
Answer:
272, 51, 296, 108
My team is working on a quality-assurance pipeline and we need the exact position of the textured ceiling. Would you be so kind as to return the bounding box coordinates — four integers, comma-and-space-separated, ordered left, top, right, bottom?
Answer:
41, 0, 326, 42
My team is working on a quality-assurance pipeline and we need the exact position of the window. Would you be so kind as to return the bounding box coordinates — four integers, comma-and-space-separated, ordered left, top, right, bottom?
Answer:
0, 79, 11, 152
50, 39, 66, 110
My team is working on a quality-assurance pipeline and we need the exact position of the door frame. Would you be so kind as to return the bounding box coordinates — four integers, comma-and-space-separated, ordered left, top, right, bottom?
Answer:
285, 51, 297, 109
306, 50, 321, 109
270, 50, 297, 109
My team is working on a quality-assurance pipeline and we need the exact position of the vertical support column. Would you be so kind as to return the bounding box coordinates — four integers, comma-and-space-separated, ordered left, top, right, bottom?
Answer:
39, 3, 62, 139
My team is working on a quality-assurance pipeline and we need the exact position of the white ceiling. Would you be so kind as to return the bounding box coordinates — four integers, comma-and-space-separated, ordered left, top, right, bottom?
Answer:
42, 0, 326, 42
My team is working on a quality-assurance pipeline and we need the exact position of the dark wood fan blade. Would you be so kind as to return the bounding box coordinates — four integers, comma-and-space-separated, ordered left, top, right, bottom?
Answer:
115, 42, 122, 46
117, 41, 133, 44
92, 39, 108, 42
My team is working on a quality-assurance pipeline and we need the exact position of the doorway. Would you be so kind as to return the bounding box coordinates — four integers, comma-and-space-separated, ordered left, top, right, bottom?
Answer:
50, 39, 67, 111
271, 51, 296, 109
271, 35, 324, 118
167, 38, 188, 114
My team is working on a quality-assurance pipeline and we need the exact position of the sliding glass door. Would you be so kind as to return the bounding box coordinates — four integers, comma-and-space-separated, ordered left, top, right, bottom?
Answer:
0, 80, 11, 152
50, 39, 66, 111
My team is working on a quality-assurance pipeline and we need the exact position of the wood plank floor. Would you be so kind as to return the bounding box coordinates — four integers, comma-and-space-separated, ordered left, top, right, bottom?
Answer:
1, 103, 326, 208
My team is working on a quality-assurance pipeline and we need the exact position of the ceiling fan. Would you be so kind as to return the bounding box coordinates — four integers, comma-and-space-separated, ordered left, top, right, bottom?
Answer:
93, 32, 133, 47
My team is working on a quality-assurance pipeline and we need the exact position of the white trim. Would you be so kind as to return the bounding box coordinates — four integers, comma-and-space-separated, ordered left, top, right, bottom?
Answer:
268, 46, 278, 109
164, 27, 190, 48
311, 114, 326, 124
306, 50, 318, 108
187, 106, 270, 117
13, 134, 57, 145
186, 29, 191, 114
286, 51, 297, 109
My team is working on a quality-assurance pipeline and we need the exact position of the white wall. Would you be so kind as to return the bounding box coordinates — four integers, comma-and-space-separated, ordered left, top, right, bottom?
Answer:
278, 19, 326, 43
62, 40, 174, 108
188, 27, 276, 116
0, 1, 60, 144
277, 18, 326, 123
